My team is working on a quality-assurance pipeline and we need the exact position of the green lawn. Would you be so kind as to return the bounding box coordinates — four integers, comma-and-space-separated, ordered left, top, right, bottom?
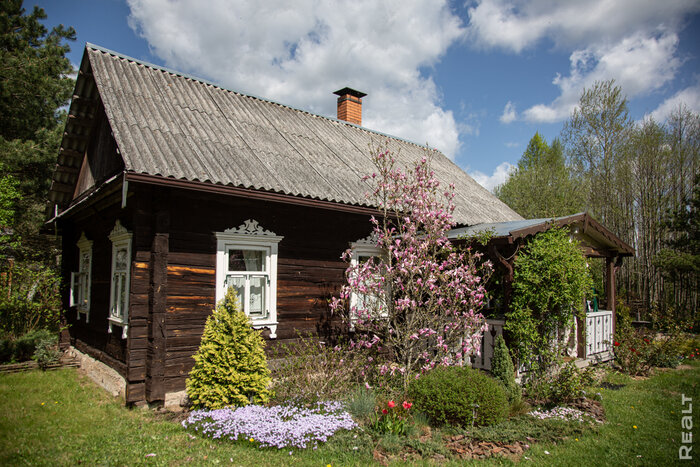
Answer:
0, 362, 698, 466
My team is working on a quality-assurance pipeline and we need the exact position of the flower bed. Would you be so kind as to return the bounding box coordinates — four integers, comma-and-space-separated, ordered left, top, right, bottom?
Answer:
528, 407, 594, 423
182, 401, 357, 449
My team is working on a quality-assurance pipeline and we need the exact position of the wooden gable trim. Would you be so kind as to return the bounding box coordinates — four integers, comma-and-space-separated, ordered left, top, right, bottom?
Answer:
124, 172, 383, 216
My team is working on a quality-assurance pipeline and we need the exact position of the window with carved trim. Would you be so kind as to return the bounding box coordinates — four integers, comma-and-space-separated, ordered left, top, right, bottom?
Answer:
215, 219, 283, 338
349, 234, 388, 329
70, 232, 93, 321
108, 220, 132, 339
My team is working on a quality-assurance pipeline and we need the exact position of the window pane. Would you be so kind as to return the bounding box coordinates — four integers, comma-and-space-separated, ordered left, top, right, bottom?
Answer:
358, 254, 375, 264
226, 275, 246, 309
249, 276, 267, 318
115, 248, 128, 271
228, 249, 265, 272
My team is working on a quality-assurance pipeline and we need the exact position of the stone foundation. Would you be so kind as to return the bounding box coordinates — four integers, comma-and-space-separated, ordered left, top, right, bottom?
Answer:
66, 346, 126, 400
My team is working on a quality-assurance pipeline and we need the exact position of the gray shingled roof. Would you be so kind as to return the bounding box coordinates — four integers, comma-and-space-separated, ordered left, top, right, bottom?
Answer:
52, 44, 522, 226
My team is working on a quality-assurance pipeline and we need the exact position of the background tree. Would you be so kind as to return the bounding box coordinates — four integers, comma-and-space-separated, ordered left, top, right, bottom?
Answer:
0, 1, 75, 261
495, 132, 582, 218
563, 79, 633, 231
654, 175, 699, 322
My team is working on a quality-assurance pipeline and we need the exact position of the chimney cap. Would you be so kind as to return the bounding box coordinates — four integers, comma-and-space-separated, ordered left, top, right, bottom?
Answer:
333, 87, 367, 99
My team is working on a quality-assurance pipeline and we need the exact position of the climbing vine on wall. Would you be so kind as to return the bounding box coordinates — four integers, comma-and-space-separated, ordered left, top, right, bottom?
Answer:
505, 227, 592, 371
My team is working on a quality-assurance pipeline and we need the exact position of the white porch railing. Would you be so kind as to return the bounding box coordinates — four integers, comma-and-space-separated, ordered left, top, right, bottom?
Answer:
586, 310, 613, 361
471, 319, 504, 370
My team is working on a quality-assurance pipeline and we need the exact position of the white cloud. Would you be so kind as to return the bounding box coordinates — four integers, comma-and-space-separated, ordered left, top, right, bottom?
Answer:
649, 81, 700, 121
469, 161, 514, 192
126, 0, 465, 157
465, 0, 700, 53
465, 1, 699, 124
523, 31, 681, 123
504, 141, 519, 148
499, 101, 517, 123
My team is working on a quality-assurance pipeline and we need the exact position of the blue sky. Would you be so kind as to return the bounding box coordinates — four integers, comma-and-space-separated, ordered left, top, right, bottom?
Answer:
36, 0, 700, 190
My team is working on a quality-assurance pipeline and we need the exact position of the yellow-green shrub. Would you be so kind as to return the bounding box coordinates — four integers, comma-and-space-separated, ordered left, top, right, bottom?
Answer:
186, 288, 272, 409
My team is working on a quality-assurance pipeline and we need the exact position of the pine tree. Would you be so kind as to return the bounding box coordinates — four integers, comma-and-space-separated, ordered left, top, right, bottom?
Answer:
186, 288, 272, 409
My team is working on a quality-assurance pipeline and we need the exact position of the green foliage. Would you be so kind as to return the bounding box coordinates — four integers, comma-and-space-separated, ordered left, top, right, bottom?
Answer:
506, 227, 593, 370
612, 311, 689, 376
186, 288, 272, 409
0, 337, 13, 362
346, 386, 377, 422
495, 133, 582, 218
408, 366, 508, 427
0, 263, 62, 338
0, 1, 76, 140
12, 328, 54, 362
32, 330, 60, 369
0, 2, 74, 262
525, 362, 595, 405
490, 335, 521, 405
269, 334, 367, 405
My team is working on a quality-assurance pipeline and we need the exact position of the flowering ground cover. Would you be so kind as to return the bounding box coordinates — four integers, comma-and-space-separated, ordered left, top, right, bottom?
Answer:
183, 401, 357, 449
1, 361, 698, 465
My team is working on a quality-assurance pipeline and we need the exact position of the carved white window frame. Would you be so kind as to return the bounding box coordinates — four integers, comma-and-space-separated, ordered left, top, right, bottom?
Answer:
70, 232, 93, 322
108, 220, 132, 339
215, 219, 283, 339
349, 233, 387, 330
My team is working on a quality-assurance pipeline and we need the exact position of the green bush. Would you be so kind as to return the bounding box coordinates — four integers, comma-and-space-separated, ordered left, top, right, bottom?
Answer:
491, 335, 521, 405
33, 332, 60, 370
408, 366, 508, 427
0, 264, 62, 338
13, 329, 55, 362
506, 228, 592, 369
525, 361, 594, 405
613, 311, 688, 376
186, 288, 272, 409
0, 338, 13, 363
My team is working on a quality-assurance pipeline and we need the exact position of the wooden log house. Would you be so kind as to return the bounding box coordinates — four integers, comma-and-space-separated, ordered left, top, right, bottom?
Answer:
46, 44, 523, 406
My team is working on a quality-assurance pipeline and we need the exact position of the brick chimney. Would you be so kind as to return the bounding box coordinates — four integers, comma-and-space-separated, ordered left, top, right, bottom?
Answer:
333, 87, 367, 126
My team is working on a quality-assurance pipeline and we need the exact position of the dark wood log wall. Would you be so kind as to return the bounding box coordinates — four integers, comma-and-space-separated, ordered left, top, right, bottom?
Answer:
63, 179, 376, 404
61, 191, 133, 378
126, 184, 373, 402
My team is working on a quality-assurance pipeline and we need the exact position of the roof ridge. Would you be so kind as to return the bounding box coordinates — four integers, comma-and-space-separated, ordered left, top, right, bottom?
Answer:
85, 42, 436, 153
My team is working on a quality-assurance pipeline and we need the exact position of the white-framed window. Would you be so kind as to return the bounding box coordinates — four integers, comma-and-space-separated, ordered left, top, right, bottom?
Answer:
70, 232, 93, 322
215, 219, 283, 338
108, 220, 132, 339
348, 234, 387, 329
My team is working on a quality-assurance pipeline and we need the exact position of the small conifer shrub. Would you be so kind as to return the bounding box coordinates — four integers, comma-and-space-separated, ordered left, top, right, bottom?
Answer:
491, 334, 521, 405
186, 288, 272, 409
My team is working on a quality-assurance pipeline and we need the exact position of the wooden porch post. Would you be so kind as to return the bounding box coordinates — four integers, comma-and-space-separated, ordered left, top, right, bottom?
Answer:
606, 255, 616, 335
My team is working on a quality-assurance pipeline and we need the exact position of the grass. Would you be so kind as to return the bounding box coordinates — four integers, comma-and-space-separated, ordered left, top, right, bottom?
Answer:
0, 360, 698, 465
0, 369, 374, 466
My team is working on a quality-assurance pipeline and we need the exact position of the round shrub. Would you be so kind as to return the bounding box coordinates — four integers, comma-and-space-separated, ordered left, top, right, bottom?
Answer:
186, 288, 272, 409
408, 365, 508, 427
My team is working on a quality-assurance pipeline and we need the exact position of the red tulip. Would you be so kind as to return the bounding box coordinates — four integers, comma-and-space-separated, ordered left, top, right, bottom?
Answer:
382, 408, 388, 415
388, 400, 396, 408
402, 401, 412, 410
614, 341, 620, 347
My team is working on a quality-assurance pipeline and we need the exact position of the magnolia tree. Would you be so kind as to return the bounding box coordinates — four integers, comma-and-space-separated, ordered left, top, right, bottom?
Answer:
330, 143, 492, 389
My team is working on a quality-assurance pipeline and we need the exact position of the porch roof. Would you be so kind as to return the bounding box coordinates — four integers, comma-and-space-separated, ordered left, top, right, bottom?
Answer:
448, 212, 634, 258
